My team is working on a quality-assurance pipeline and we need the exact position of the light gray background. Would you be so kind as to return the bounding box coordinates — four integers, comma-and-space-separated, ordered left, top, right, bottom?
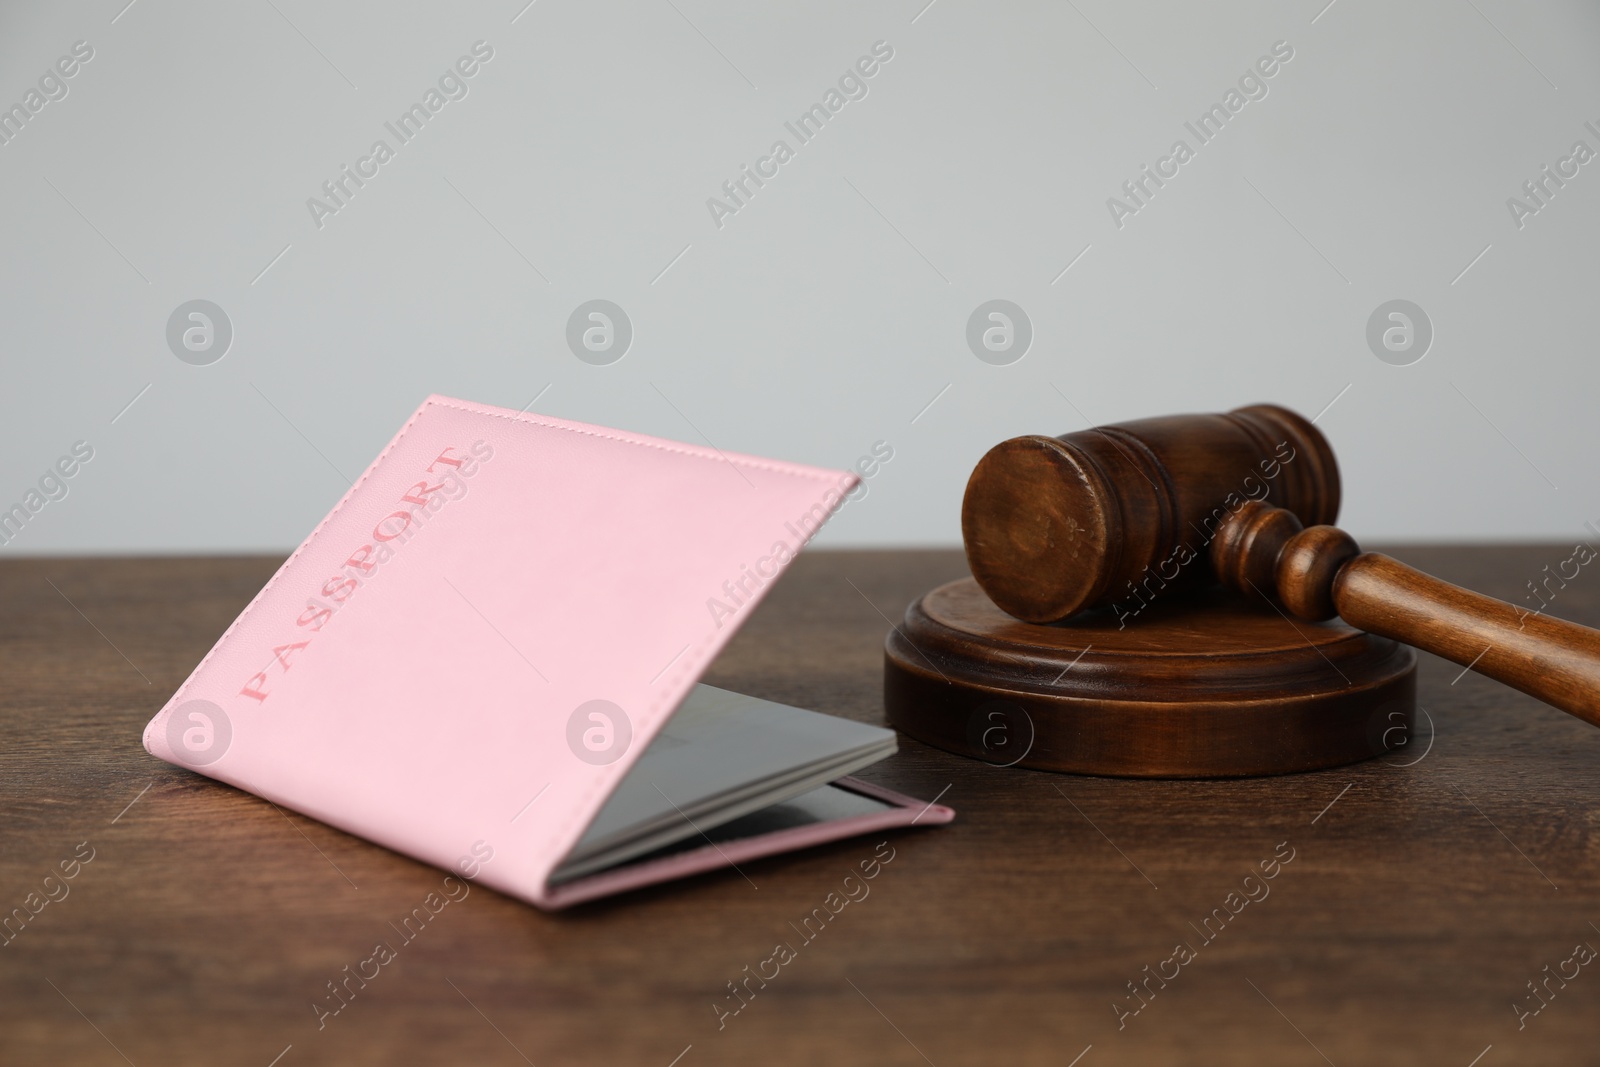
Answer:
2, 0, 1596, 554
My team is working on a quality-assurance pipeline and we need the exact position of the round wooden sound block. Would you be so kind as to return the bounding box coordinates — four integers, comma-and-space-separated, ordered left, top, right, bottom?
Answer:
884, 578, 1416, 778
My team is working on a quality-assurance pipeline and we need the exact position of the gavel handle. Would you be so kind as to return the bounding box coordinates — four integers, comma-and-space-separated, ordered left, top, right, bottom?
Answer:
1213, 501, 1600, 728
1338, 554, 1600, 727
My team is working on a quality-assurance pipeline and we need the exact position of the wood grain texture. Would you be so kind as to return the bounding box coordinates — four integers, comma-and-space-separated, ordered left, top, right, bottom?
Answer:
961, 405, 1340, 623
884, 578, 1416, 777
3, 548, 1600, 1065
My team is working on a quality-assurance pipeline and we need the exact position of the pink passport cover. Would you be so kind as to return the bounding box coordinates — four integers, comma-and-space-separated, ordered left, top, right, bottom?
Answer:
143, 396, 952, 910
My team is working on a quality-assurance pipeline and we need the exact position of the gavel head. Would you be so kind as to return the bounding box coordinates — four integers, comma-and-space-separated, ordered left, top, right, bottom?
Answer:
961, 404, 1341, 623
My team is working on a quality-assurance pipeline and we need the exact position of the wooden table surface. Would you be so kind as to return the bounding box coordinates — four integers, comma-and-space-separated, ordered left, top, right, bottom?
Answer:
3, 546, 1599, 1066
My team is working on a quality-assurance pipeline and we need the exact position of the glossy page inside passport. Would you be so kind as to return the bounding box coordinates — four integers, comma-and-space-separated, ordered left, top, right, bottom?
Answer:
554, 684, 897, 881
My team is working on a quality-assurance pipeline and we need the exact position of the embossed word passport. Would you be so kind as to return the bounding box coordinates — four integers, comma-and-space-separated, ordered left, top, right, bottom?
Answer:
143, 396, 952, 909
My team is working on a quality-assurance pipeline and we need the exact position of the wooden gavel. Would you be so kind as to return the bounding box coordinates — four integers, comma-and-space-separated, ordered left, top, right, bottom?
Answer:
963, 404, 1600, 728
